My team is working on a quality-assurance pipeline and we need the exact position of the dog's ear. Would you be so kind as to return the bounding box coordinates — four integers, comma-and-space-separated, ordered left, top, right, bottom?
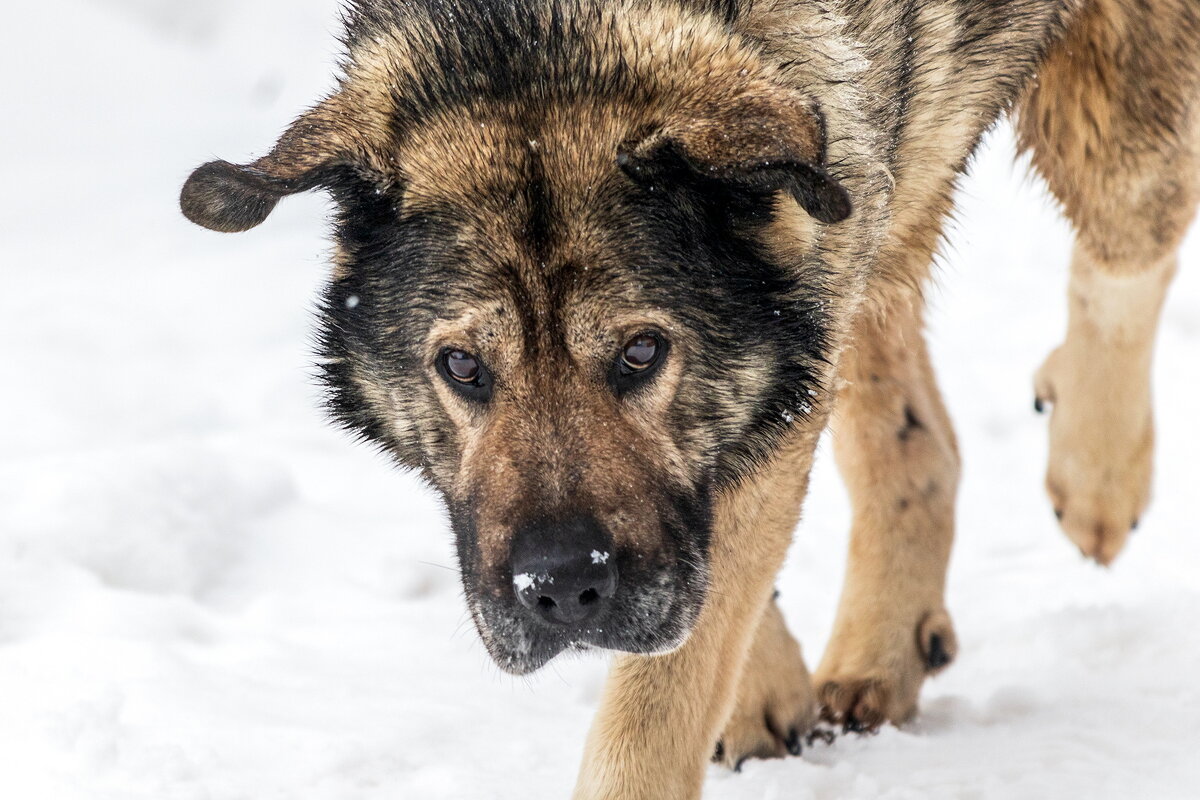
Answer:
618, 91, 851, 224
181, 96, 380, 233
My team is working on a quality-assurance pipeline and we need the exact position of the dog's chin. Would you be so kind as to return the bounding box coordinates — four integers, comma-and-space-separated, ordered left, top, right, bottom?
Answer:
473, 583, 707, 676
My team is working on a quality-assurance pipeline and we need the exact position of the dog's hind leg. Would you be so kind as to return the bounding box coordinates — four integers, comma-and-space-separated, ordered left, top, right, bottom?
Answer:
814, 288, 960, 730
1016, 0, 1200, 565
573, 434, 820, 800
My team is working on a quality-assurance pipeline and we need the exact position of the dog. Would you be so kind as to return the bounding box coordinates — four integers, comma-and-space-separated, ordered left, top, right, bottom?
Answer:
180, 0, 1200, 796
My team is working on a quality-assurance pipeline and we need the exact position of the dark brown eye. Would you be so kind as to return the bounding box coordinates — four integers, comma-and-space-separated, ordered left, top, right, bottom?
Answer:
439, 348, 493, 402
621, 334, 660, 371
610, 332, 667, 397
444, 350, 481, 383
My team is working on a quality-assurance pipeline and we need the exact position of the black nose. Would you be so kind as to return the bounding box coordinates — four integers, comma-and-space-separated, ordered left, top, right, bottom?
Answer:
510, 516, 618, 626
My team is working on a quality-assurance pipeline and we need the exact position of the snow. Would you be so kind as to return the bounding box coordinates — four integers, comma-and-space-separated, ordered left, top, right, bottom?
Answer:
514, 572, 555, 591
2, 1, 1198, 798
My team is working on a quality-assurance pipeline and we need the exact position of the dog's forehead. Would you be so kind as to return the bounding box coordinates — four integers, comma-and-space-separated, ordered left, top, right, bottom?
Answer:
392, 103, 668, 319
399, 102, 634, 220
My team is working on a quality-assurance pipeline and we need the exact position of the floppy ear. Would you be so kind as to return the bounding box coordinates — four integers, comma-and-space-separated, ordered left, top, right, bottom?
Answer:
618, 91, 852, 224
181, 98, 371, 233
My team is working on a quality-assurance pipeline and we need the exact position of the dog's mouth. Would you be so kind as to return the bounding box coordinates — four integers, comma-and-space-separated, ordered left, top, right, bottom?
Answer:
466, 551, 710, 675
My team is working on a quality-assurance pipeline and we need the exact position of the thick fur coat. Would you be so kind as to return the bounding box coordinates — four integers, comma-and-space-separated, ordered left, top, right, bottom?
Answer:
182, 1, 1200, 796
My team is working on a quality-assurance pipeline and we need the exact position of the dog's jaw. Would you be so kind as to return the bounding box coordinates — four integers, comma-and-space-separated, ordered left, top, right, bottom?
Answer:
468, 553, 711, 675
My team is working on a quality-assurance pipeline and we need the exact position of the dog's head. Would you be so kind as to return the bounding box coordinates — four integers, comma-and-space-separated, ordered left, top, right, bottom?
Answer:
182, 0, 854, 673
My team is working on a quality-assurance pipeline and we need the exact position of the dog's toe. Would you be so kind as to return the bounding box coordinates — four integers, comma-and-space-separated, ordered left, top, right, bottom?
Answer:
715, 703, 814, 769
818, 678, 891, 733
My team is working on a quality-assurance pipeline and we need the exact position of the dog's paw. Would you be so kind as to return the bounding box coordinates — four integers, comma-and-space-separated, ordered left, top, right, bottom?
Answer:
815, 608, 956, 733
713, 602, 817, 770
1035, 344, 1152, 565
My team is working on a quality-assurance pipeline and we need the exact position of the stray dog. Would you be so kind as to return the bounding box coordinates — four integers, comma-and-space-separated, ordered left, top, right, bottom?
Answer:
181, 0, 1199, 796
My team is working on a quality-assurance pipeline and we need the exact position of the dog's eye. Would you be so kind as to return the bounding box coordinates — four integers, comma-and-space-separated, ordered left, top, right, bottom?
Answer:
621, 334, 660, 371
445, 350, 480, 383
611, 333, 666, 396
439, 349, 492, 401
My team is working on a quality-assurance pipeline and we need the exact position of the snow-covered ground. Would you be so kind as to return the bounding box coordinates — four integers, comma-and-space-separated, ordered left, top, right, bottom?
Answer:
2, 1, 1198, 798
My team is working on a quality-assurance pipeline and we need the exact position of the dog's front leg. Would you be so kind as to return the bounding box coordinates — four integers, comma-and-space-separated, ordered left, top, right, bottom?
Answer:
573, 437, 816, 800
815, 291, 959, 730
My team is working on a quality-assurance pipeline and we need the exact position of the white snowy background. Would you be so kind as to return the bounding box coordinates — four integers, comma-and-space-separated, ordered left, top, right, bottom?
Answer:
2, 1, 1198, 798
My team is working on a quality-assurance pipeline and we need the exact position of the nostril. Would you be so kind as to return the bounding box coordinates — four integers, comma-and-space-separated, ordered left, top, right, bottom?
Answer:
536, 595, 557, 610
578, 588, 600, 606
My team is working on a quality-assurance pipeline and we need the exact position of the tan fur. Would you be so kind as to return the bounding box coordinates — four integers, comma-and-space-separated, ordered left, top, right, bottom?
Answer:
1017, 0, 1200, 565
714, 599, 817, 767
574, 426, 825, 800
815, 287, 960, 728
1031, 254, 1179, 563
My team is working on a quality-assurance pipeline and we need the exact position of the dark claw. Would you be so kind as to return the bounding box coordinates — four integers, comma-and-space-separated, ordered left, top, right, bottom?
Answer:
843, 714, 882, 736
1034, 397, 1045, 413
1131, 518, 1140, 531
784, 728, 803, 756
925, 632, 952, 671
712, 740, 724, 763
734, 756, 748, 773
1054, 507, 1064, 522
806, 727, 837, 747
